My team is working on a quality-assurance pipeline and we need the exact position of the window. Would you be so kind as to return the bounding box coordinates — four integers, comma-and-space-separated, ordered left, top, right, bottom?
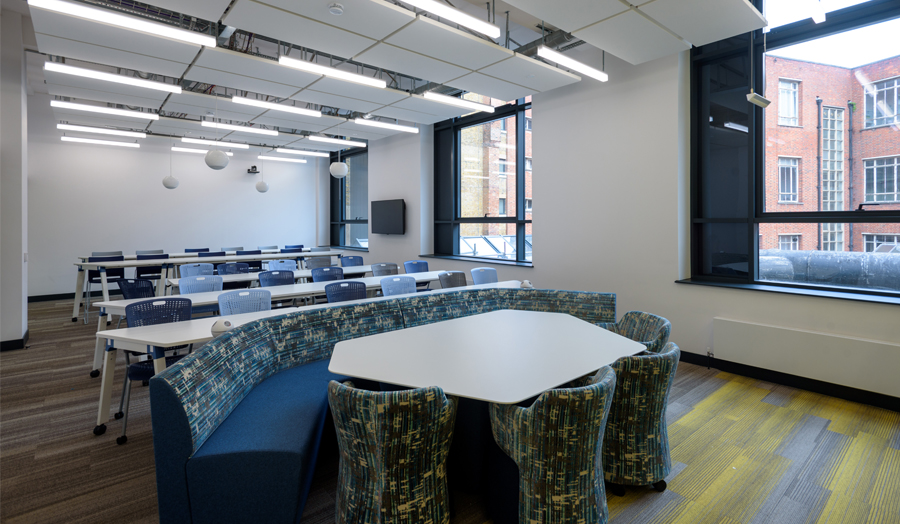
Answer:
525, 198, 533, 212
778, 158, 799, 202
329, 149, 368, 249
864, 234, 900, 252
864, 77, 899, 128
821, 223, 844, 251
778, 234, 800, 250
525, 117, 532, 131
778, 80, 799, 125
865, 157, 899, 202
434, 96, 532, 263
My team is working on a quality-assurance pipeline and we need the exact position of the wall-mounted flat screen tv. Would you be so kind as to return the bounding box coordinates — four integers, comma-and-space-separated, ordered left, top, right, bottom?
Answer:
371, 199, 406, 235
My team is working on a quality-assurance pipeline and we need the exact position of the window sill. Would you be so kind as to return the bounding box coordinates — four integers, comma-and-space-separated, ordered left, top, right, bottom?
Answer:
422, 254, 533, 268
862, 123, 899, 130
778, 123, 802, 128
331, 246, 368, 253
675, 278, 900, 306
777, 201, 803, 204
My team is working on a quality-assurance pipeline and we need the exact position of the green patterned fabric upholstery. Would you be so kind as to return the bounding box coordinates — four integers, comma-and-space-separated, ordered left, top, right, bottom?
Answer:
495, 288, 617, 326
489, 367, 617, 524
602, 342, 680, 486
599, 310, 671, 353
328, 381, 457, 524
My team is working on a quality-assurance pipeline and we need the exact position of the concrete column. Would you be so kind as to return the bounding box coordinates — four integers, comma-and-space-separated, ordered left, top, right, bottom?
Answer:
315, 157, 330, 247
0, 8, 29, 350
419, 125, 434, 255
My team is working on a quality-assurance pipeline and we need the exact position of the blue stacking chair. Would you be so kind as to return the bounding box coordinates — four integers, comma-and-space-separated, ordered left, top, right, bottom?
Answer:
179, 275, 223, 294
135, 253, 168, 285
267, 259, 297, 271
185, 248, 209, 253
179, 263, 214, 277
198, 251, 226, 258
216, 263, 250, 275
259, 270, 295, 287
404, 260, 431, 291
117, 278, 156, 300
306, 257, 332, 269
311, 267, 343, 282
471, 267, 499, 285
380, 275, 417, 296
220, 246, 243, 252
341, 256, 364, 267
281, 248, 304, 254
285, 244, 304, 249
217, 289, 272, 316
325, 281, 367, 303
115, 297, 192, 445
84, 255, 126, 323
439, 271, 467, 289
372, 263, 399, 276
236, 250, 263, 272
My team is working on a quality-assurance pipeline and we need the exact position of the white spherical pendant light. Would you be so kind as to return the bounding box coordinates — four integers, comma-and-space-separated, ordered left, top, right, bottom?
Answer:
330, 161, 348, 178
162, 175, 179, 189
255, 180, 269, 193
205, 149, 229, 170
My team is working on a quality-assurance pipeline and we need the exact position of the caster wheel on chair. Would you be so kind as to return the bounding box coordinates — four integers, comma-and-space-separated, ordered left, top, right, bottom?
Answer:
72, 317, 78, 322
114, 412, 124, 420
652, 480, 667, 492
116, 436, 127, 445
90, 369, 100, 378
93, 424, 106, 436
608, 483, 626, 497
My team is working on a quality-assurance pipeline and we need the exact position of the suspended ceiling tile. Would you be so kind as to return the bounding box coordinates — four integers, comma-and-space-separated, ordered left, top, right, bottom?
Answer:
139, 0, 233, 22
500, 0, 627, 33
46, 83, 167, 110
573, 10, 691, 65
185, 66, 298, 99
370, 105, 447, 125
288, 138, 348, 152
640, 0, 766, 48
251, 112, 341, 132
392, 95, 469, 120
164, 91, 262, 119
222, 129, 300, 146
478, 54, 580, 92
323, 119, 402, 139
150, 116, 206, 131
259, 0, 416, 40
292, 89, 384, 114
43, 68, 170, 102
447, 72, 535, 102
52, 106, 155, 129
386, 16, 514, 71
222, 0, 376, 59
33, 35, 191, 78
354, 43, 469, 84
194, 47, 320, 89
162, 102, 261, 122
306, 77, 409, 105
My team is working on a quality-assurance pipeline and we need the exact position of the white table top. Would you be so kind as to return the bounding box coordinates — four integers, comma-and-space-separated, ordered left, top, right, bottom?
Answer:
77, 250, 286, 261
167, 265, 372, 287
329, 309, 646, 404
75, 251, 343, 269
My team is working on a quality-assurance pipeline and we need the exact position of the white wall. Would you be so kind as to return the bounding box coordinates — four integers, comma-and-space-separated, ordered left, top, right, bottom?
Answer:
27, 93, 318, 296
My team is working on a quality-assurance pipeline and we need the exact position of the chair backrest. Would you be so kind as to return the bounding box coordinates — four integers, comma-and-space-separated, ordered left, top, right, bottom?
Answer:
236, 250, 261, 256
309, 247, 329, 252
179, 263, 214, 277
284, 244, 304, 250
404, 260, 429, 274
185, 248, 209, 253
135, 249, 164, 255
137, 253, 169, 261
92, 251, 123, 256
380, 275, 416, 296
267, 259, 297, 271
125, 297, 192, 328
438, 271, 467, 289
258, 270, 295, 287
220, 246, 244, 252
179, 275, 224, 294
136, 253, 169, 279
614, 311, 672, 354
236, 250, 263, 271
371, 262, 399, 277
328, 381, 456, 524
311, 267, 343, 282
470, 267, 499, 285
281, 248, 304, 254
305, 257, 332, 269
325, 281, 367, 303
340, 256, 364, 267
117, 279, 156, 300
216, 263, 250, 275
258, 245, 279, 250
217, 289, 272, 316
198, 251, 226, 258
87, 255, 125, 281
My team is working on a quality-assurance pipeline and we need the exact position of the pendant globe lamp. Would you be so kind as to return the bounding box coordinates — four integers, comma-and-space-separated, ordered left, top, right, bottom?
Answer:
205, 94, 229, 170
163, 139, 179, 189
329, 121, 348, 179
256, 158, 269, 193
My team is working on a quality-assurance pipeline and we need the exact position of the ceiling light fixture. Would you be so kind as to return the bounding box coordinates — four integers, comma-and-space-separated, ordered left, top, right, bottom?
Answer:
51, 100, 159, 120
27, 0, 216, 47
57, 123, 146, 138
309, 135, 367, 148
173, 146, 234, 156
536, 47, 607, 82
44, 62, 181, 93
182, 137, 249, 149
279, 56, 387, 89
353, 118, 419, 134
258, 155, 307, 163
423, 91, 495, 113
403, 0, 501, 38
275, 148, 330, 157
61, 136, 139, 147
231, 96, 322, 118
201, 121, 278, 136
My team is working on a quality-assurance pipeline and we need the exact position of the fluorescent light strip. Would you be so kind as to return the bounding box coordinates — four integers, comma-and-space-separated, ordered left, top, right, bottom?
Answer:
51, 100, 159, 120
275, 148, 330, 158
404, 0, 501, 38
57, 123, 146, 138
308, 136, 367, 148
724, 122, 748, 133
172, 146, 233, 156
537, 46, 607, 82
61, 136, 139, 148
44, 62, 181, 93
231, 96, 321, 118
354, 118, 418, 134
27, 0, 216, 47
201, 121, 278, 136
258, 155, 307, 163
423, 92, 495, 113
182, 137, 249, 149
278, 56, 387, 89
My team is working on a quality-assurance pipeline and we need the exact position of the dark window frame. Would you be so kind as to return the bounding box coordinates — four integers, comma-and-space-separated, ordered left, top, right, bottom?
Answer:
329, 147, 369, 250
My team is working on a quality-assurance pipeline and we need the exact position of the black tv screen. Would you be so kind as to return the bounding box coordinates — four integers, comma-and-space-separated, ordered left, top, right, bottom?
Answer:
371, 199, 406, 235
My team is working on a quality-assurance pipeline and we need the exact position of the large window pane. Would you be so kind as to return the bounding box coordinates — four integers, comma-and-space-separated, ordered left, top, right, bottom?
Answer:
460, 116, 516, 218
459, 223, 517, 260
525, 106, 533, 230
344, 154, 368, 221
764, 0, 875, 31
697, 223, 750, 277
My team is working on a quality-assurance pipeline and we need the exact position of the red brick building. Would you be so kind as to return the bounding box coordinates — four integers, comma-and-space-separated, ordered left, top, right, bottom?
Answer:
761, 54, 900, 252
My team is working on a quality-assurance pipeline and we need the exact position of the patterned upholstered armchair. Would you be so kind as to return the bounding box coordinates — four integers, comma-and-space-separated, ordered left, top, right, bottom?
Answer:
600, 311, 671, 353
489, 367, 617, 524
602, 342, 680, 495
328, 381, 457, 524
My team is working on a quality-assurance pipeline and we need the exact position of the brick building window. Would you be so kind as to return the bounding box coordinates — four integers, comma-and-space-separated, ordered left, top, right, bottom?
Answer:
865, 156, 899, 202
525, 157, 532, 171
821, 223, 844, 251
779, 234, 800, 250
525, 198, 533, 212
822, 108, 844, 211
778, 80, 799, 126
864, 77, 899, 128
864, 234, 900, 252
778, 157, 799, 202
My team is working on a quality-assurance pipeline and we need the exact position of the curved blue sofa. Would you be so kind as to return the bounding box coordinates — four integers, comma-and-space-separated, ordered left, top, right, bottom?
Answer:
149, 287, 617, 524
